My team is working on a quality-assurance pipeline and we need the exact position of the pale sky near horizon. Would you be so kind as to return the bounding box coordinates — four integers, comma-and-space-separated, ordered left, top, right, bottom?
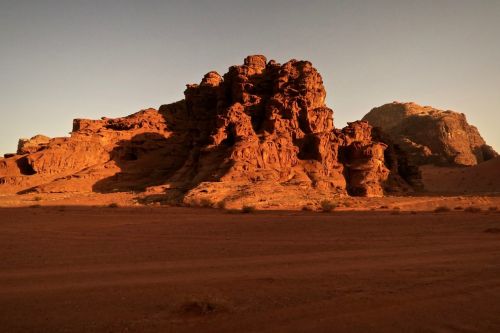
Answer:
1, 0, 499, 155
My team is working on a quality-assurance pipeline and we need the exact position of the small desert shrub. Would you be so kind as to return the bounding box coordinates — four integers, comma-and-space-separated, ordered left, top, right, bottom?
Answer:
343, 201, 352, 208
241, 205, 255, 213
410, 210, 417, 215
198, 198, 213, 208
216, 200, 226, 209
464, 206, 481, 213
380, 205, 389, 209
302, 205, 314, 211
179, 297, 228, 316
107, 203, 119, 208
29, 204, 41, 208
320, 200, 337, 212
33, 196, 42, 202
434, 206, 451, 213
454, 206, 463, 210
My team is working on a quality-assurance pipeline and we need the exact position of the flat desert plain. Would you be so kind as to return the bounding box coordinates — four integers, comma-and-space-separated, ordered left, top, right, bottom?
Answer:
1, 200, 500, 332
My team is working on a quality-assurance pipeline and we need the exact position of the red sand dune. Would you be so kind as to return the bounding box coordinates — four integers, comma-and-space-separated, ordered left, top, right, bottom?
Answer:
421, 157, 500, 194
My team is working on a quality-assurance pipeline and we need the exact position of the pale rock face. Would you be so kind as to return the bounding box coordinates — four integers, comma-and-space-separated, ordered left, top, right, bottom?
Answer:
363, 102, 498, 166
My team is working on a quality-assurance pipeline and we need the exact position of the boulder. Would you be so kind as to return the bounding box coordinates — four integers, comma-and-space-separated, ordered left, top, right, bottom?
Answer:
17, 135, 51, 155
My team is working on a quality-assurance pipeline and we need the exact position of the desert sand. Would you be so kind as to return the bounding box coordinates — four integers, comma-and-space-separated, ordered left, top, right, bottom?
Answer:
1, 200, 500, 332
421, 157, 500, 194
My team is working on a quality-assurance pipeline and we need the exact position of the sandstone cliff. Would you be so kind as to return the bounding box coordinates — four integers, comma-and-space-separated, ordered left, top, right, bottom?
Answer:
363, 102, 498, 166
0, 56, 414, 205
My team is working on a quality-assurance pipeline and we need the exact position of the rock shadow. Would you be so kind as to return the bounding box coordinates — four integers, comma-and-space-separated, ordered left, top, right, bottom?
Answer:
92, 132, 191, 194
92, 130, 234, 205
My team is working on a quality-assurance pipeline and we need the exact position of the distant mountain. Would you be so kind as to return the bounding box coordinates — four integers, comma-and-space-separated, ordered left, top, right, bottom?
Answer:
363, 102, 497, 166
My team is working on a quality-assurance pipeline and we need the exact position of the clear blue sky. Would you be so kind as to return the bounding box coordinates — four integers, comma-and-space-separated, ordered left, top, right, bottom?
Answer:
1, 0, 499, 154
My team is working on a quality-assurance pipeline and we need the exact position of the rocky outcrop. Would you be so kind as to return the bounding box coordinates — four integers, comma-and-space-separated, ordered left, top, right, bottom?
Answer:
363, 102, 498, 166
370, 127, 423, 192
17, 135, 50, 155
0, 56, 410, 204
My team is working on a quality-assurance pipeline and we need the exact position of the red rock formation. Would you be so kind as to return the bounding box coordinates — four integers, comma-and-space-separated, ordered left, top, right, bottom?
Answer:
0, 56, 403, 204
17, 135, 51, 155
363, 102, 498, 166
338, 121, 389, 196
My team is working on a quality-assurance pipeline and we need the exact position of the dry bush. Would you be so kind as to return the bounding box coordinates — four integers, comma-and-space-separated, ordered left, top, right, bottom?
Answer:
179, 297, 228, 316
216, 200, 226, 209
107, 203, 119, 208
241, 205, 256, 213
198, 198, 213, 208
434, 206, 451, 213
29, 204, 41, 208
379, 205, 389, 209
343, 201, 352, 208
302, 205, 314, 211
464, 206, 481, 213
320, 200, 337, 212
454, 206, 463, 210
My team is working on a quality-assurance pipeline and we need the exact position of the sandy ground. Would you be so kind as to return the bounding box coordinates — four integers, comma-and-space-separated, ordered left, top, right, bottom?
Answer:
420, 157, 500, 195
1, 192, 500, 212
1, 205, 500, 332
